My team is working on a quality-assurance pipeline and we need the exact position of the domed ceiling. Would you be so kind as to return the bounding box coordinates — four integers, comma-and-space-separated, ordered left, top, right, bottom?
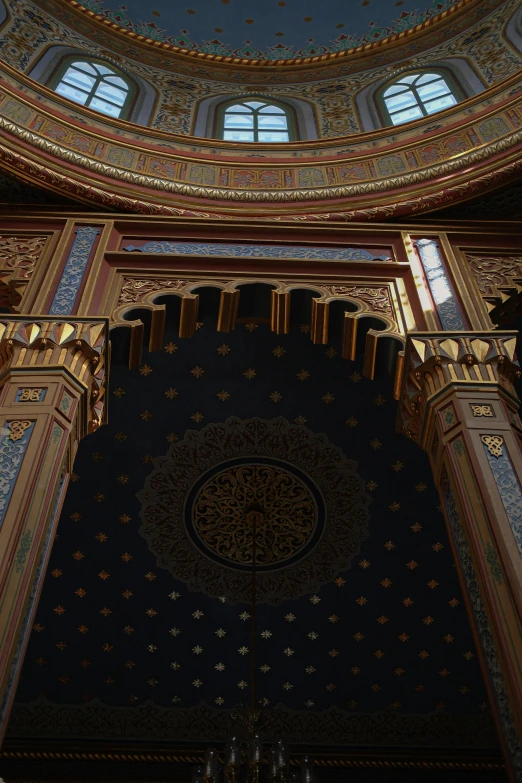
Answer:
77, 0, 459, 59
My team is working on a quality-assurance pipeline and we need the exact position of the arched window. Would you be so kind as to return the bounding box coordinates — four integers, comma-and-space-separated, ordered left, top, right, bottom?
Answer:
216, 99, 295, 142
52, 59, 133, 119
379, 71, 462, 126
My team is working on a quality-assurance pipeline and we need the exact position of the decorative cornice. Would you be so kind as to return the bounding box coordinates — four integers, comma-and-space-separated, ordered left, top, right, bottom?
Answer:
0, 318, 109, 434
397, 331, 521, 448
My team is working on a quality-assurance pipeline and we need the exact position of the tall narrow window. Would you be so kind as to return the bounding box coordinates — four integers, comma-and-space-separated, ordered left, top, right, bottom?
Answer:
53, 60, 132, 119
217, 99, 294, 142
380, 72, 461, 126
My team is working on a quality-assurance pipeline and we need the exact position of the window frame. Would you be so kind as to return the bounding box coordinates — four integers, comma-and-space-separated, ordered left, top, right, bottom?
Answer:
214, 97, 297, 143
49, 56, 136, 120
376, 68, 465, 127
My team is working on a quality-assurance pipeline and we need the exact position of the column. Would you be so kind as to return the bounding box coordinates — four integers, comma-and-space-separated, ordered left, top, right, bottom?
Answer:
398, 330, 522, 780
0, 317, 108, 741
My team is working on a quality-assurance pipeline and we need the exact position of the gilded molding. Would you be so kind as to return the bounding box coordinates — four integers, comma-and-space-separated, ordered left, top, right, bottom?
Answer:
397, 331, 520, 447
0, 318, 109, 434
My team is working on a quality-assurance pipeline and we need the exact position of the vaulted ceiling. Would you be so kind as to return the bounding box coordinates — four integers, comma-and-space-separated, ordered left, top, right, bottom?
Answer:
77, 0, 460, 58
6, 301, 503, 779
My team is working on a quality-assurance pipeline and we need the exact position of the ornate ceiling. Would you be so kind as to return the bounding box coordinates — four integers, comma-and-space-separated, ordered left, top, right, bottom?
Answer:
76, 0, 459, 59
7, 314, 500, 768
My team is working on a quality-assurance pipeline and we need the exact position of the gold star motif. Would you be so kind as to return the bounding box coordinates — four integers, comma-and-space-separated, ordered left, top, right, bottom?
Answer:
215, 662, 225, 671
297, 369, 310, 381
350, 666, 360, 675
384, 541, 395, 551
459, 685, 470, 694
70, 512, 81, 521
366, 480, 378, 491
192, 645, 203, 654
238, 680, 248, 689
217, 390, 230, 401
238, 646, 249, 655
144, 572, 156, 582
166, 433, 178, 444
243, 368, 256, 380
423, 616, 435, 625
373, 394, 385, 406
374, 649, 385, 658
164, 342, 178, 354
394, 667, 405, 676
443, 634, 454, 643
140, 410, 152, 421
285, 613, 296, 622
125, 660, 136, 669
427, 579, 439, 589
345, 417, 358, 428
415, 482, 427, 492
70, 472, 80, 482
56, 640, 67, 650
334, 577, 346, 587
269, 391, 282, 402
193, 679, 203, 687
165, 387, 178, 399
170, 627, 181, 636
191, 365, 205, 378
119, 514, 131, 524
113, 387, 126, 398
388, 501, 400, 511
326, 683, 336, 691
116, 474, 128, 484
403, 597, 414, 606
217, 343, 231, 355
245, 322, 258, 332
305, 665, 316, 674
411, 522, 422, 532
102, 643, 113, 652
114, 432, 127, 442
272, 345, 286, 358
148, 678, 159, 687
329, 648, 339, 657
139, 364, 152, 376
439, 669, 450, 677
349, 371, 361, 383
329, 614, 339, 623
123, 625, 134, 634
370, 684, 382, 692
145, 608, 158, 617
191, 411, 204, 423
215, 628, 226, 638
98, 570, 110, 580
309, 595, 321, 605
300, 324, 310, 333
283, 647, 294, 656
215, 696, 225, 705
406, 560, 418, 570
418, 650, 430, 659
51, 568, 63, 577
376, 616, 388, 625
72, 551, 84, 561
75, 587, 87, 597
260, 664, 271, 673
78, 624, 89, 634
381, 578, 392, 588
122, 589, 133, 599
398, 633, 409, 642
100, 607, 112, 616
369, 439, 382, 450
92, 451, 103, 462
282, 682, 293, 690
449, 598, 460, 608
391, 461, 404, 471
307, 631, 319, 640
33, 623, 44, 632
193, 609, 204, 619
93, 492, 105, 503
325, 347, 337, 359
322, 392, 335, 404
294, 415, 307, 425
261, 630, 272, 639
463, 651, 475, 660
359, 559, 371, 569
355, 596, 367, 605
432, 542, 444, 552
353, 632, 364, 641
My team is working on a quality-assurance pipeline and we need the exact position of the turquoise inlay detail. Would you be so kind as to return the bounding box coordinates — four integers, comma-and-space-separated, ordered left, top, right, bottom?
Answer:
124, 241, 391, 262
0, 421, 34, 529
50, 227, 99, 316
483, 440, 522, 558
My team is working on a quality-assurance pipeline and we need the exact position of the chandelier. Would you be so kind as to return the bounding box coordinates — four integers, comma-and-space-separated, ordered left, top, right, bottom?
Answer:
191, 511, 318, 782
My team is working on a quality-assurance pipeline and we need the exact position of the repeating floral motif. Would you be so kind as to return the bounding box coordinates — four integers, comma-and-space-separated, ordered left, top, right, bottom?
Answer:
441, 469, 522, 776
482, 441, 522, 558
466, 253, 522, 298
124, 242, 390, 261
0, 0, 520, 136
138, 417, 370, 604
0, 235, 47, 278
49, 227, 99, 316
0, 422, 34, 528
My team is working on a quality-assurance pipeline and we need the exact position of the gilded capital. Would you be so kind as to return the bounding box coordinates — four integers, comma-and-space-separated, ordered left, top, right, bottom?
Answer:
0, 318, 109, 433
397, 331, 521, 448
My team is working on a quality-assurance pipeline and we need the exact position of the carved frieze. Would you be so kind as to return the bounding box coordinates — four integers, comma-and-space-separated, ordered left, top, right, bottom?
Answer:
321, 285, 393, 317
0, 236, 47, 278
466, 254, 522, 300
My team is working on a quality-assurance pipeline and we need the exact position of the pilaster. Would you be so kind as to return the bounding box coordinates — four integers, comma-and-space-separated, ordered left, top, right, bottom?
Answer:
398, 331, 522, 779
0, 317, 109, 741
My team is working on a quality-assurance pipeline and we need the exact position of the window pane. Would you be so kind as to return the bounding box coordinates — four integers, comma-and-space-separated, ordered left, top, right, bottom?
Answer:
62, 67, 95, 90
223, 130, 255, 141
259, 105, 285, 113
390, 105, 423, 124
257, 130, 289, 141
55, 82, 89, 105
96, 82, 127, 105
89, 96, 123, 117
224, 114, 254, 128
385, 91, 418, 111
94, 64, 114, 75
106, 76, 128, 89
258, 115, 288, 130
383, 84, 407, 97
244, 101, 265, 108
424, 94, 457, 113
417, 80, 450, 101
225, 104, 251, 113
70, 61, 97, 75
398, 74, 418, 84
416, 72, 441, 85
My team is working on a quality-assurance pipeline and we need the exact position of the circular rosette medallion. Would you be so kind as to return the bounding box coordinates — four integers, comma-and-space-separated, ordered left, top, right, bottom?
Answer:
138, 417, 370, 604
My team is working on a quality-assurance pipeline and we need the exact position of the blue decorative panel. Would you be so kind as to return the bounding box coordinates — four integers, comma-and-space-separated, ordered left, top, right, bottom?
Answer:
15, 388, 46, 403
441, 468, 522, 777
0, 421, 34, 530
124, 241, 391, 262
415, 239, 465, 330
483, 440, 522, 558
49, 227, 99, 316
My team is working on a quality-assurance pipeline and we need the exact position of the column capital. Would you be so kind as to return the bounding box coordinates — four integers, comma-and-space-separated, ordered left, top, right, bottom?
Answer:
0, 317, 109, 436
397, 330, 521, 449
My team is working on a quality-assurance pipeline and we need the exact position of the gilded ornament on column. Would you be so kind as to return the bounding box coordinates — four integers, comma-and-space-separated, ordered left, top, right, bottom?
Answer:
8, 420, 32, 442
481, 435, 504, 458
471, 404, 493, 417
